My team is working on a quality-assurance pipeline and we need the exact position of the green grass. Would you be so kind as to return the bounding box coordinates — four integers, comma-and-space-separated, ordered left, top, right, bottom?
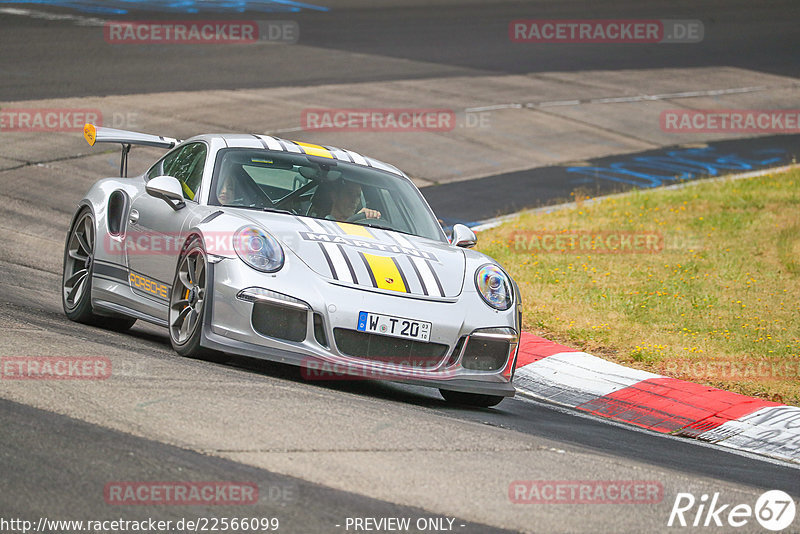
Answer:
478, 168, 800, 405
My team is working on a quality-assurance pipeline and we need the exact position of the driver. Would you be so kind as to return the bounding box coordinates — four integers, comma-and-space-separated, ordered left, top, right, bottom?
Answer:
315, 180, 380, 221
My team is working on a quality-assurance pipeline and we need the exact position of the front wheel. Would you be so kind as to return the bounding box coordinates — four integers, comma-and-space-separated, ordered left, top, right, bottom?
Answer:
168, 237, 228, 363
62, 208, 136, 331
439, 389, 505, 408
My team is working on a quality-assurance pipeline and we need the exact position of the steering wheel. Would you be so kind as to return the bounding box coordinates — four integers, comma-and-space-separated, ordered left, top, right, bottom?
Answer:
346, 211, 399, 231
346, 212, 369, 222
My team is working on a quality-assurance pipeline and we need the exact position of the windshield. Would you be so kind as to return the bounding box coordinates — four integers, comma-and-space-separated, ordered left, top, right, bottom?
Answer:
209, 148, 446, 242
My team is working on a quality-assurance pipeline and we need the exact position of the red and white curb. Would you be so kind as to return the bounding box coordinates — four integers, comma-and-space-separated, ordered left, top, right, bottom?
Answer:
513, 333, 800, 465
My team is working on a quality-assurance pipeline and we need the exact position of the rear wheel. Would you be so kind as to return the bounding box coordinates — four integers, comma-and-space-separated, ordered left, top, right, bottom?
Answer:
439, 389, 505, 408
62, 208, 136, 331
169, 237, 228, 363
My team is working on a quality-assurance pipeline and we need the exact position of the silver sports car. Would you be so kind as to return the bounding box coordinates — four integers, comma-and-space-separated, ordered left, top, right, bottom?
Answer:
63, 124, 520, 406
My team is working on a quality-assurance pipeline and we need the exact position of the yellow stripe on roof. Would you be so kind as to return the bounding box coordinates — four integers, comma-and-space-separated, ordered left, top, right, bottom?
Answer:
294, 141, 333, 159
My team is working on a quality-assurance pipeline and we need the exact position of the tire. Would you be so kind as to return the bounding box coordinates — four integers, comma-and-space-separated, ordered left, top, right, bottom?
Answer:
439, 389, 505, 408
168, 237, 228, 363
62, 207, 136, 331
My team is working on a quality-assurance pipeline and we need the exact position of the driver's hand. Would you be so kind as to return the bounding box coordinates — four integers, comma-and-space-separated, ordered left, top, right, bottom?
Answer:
359, 207, 381, 219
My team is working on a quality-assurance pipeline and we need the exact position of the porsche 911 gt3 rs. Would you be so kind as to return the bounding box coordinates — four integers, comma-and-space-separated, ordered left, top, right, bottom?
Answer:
63, 124, 520, 407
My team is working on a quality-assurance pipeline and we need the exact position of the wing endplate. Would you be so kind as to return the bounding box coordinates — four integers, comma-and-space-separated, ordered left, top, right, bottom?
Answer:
83, 124, 181, 149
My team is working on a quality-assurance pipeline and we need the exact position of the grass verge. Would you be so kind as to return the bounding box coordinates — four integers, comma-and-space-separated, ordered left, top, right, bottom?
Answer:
477, 167, 800, 405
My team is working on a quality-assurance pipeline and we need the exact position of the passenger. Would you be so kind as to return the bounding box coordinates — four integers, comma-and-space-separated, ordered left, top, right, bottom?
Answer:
217, 174, 241, 205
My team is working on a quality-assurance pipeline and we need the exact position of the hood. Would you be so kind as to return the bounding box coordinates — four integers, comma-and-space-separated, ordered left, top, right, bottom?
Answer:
235, 211, 465, 299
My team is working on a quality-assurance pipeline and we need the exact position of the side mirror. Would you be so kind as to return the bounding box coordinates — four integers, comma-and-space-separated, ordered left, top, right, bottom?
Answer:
146, 175, 185, 210
451, 223, 477, 248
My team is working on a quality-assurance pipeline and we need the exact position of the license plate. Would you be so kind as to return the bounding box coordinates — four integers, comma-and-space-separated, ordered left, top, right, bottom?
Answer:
357, 311, 431, 342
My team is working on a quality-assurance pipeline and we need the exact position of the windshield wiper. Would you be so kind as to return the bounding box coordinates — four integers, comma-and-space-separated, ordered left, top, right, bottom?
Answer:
358, 222, 414, 236
262, 207, 293, 214
221, 205, 293, 215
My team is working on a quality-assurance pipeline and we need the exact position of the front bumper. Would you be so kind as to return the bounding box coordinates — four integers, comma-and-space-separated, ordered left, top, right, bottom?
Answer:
202, 256, 519, 397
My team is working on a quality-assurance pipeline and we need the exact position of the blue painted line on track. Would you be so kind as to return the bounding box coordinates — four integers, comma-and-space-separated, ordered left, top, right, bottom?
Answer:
0, 0, 329, 14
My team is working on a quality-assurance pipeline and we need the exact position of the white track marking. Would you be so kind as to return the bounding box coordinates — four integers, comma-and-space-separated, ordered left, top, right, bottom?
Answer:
513, 393, 800, 469
465, 85, 785, 113
515, 351, 661, 402
0, 7, 107, 26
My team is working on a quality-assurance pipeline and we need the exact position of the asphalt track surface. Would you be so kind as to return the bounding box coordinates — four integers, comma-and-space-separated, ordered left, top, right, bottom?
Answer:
1, 398, 510, 533
0, 0, 798, 100
426, 134, 800, 225
1, 1, 800, 533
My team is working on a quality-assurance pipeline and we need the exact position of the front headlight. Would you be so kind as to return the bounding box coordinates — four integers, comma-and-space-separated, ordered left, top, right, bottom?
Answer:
233, 226, 284, 273
475, 264, 513, 310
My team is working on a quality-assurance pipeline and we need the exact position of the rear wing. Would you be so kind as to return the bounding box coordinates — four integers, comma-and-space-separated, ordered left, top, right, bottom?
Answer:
83, 123, 182, 177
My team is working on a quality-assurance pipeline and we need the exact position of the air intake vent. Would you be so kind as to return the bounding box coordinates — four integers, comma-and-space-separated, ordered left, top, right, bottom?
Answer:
333, 328, 448, 368
252, 301, 307, 342
313, 313, 328, 348
461, 337, 509, 371
446, 336, 467, 367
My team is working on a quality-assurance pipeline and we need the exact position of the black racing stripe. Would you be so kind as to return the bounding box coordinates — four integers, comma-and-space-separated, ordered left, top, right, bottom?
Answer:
294, 216, 314, 231
251, 134, 268, 149
406, 257, 429, 296
340, 149, 355, 163
92, 260, 128, 282
317, 243, 339, 280
337, 244, 358, 284
380, 231, 427, 295
93, 270, 161, 300
326, 145, 353, 162
278, 139, 301, 152
358, 252, 378, 287
324, 220, 345, 235
377, 229, 400, 245
425, 258, 445, 296
97, 274, 169, 305
126, 266, 171, 287
391, 256, 410, 293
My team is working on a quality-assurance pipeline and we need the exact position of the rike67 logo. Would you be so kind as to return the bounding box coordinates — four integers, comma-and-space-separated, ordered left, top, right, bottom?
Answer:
668, 490, 796, 531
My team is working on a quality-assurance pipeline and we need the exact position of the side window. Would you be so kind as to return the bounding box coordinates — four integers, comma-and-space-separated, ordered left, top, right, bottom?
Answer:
145, 158, 163, 181
164, 143, 207, 201
145, 148, 179, 181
